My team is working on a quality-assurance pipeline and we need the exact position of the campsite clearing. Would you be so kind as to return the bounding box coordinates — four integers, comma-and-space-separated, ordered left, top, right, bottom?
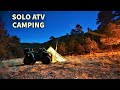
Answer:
0, 51, 120, 79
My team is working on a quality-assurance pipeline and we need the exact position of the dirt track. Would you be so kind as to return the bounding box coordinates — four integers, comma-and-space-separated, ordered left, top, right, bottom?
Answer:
0, 52, 120, 79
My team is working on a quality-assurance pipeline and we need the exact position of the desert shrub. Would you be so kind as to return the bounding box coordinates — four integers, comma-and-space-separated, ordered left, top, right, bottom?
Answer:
58, 42, 67, 55
72, 42, 85, 55
0, 23, 24, 60
84, 37, 99, 53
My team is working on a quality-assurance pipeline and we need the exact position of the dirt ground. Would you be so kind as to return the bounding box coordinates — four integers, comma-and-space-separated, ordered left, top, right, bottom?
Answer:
0, 51, 120, 79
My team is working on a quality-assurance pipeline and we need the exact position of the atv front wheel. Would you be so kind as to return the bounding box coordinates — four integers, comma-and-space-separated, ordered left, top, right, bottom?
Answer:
23, 53, 35, 65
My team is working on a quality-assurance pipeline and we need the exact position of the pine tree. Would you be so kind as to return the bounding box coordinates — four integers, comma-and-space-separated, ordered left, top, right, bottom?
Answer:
97, 11, 114, 33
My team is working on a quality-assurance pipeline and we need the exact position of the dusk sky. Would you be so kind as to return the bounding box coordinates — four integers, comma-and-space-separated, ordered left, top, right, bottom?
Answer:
1, 11, 99, 43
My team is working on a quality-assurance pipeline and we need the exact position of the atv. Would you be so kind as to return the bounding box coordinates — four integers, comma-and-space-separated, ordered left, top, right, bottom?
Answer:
23, 48, 52, 65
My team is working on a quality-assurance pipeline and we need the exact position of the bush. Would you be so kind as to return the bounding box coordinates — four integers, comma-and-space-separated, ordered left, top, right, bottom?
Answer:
0, 23, 24, 60
84, 37, 99, 53
75, 44, 85, 55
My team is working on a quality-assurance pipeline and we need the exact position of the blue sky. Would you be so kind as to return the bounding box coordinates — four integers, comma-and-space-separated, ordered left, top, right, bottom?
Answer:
1, 11, 99, 43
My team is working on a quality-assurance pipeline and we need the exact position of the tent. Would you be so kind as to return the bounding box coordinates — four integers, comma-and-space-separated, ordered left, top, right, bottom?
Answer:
47, 46, 67, 63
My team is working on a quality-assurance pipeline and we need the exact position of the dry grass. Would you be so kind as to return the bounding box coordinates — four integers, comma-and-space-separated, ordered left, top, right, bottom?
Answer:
0, 51, 120, 79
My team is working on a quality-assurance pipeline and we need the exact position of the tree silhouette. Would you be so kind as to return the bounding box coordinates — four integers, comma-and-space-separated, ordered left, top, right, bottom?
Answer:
76, 24, 82, 30
97, 11, 113, 33
49, 36, 55, 40
71, 24, 84, 35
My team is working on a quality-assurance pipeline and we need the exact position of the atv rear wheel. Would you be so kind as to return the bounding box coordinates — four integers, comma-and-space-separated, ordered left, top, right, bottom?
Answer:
42, 56, 52, 64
